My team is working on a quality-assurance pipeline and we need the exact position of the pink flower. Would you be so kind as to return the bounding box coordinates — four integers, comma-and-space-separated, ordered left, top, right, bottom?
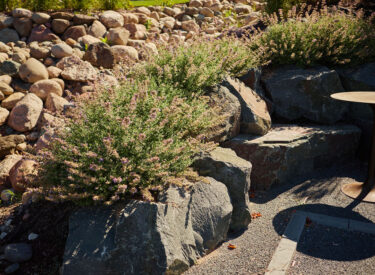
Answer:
138, 133, 146, 141
117, 184, 128, 193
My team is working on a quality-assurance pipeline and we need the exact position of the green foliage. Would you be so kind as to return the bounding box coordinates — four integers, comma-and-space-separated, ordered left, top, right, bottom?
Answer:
252, 9, 375, 67
265, 0, 340, 14
144, 19, 153, 30
136, 36, 260, 98
0, 0, 188, 11
100, 36, 109, 45
39, 79, 215, 204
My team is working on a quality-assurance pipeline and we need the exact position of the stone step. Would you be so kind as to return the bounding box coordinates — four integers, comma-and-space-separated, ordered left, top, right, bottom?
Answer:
224, 124, 361, 190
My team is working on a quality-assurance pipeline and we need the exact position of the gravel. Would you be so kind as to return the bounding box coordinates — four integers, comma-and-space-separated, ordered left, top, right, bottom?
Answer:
288, 223, 375, 275
184, 161, 375, 275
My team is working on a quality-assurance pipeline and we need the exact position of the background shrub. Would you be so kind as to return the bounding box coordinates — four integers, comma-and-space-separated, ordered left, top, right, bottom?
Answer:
135, 36, 261, 98
252, 8, 375, 67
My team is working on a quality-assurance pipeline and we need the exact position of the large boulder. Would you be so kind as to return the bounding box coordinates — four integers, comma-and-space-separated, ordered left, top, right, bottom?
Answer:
0, 61, 20, 76
222, 77, 271, 135
261, 66, 348, 124
62, 178, 232, 275
88, 20, 107, 38
194, 147, 252, 231
336, 63, 375, 159
56, 55, 97, 82
19, 58, 48, 83
83, 42, 115, 69
338, 63, 375, 91
225, 124, 361, 190
62, 25, 87, 41
0, 135, 25, 158
206, 85, 241, 142
8, 93, 43, 132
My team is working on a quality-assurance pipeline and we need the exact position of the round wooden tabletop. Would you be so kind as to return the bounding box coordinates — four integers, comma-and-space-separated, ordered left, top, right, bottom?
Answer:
331, 91, 375, 104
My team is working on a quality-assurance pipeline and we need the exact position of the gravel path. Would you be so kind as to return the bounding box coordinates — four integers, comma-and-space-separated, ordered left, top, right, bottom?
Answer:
288, 223, 375, 275
184, 161, 375, 275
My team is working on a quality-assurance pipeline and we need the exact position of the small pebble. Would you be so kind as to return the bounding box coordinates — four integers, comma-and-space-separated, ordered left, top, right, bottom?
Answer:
5, 219, 12, 227
28, 233, 38, 241
5, 263, 20, 274
0, 232, 7, 240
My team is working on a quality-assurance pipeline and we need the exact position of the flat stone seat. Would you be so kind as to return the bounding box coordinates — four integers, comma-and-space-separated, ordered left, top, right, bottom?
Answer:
224, 124, 361, 190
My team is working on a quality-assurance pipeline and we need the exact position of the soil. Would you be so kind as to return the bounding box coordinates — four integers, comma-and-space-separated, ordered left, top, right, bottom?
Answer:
0, 201, 77, 275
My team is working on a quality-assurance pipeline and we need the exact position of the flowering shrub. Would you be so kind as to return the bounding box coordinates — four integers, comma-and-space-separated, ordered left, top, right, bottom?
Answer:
135, 36, 261, 97
38, 79, 216, 204
252, 6, 375, 67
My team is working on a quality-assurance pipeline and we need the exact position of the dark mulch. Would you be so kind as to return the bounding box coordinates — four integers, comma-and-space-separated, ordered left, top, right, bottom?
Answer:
0, 201, 77, 275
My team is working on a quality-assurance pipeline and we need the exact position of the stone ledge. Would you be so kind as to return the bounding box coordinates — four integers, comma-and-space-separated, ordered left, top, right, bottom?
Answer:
224, 124, 361, 190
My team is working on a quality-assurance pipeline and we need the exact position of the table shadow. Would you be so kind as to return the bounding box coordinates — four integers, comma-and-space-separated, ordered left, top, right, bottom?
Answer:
272, 203, 375, 261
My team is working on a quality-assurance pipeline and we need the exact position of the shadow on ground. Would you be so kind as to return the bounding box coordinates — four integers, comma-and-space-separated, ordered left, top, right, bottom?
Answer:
273, 203, 375, 261
251, 160, 367, 205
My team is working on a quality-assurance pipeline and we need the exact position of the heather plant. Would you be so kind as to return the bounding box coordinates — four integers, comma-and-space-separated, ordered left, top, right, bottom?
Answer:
38, 79, 216, 205
252, 5, 375, 67
135, 36, 261, 98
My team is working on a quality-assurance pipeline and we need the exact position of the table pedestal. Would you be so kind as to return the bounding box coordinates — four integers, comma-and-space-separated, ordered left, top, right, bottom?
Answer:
341, 104, 375, 203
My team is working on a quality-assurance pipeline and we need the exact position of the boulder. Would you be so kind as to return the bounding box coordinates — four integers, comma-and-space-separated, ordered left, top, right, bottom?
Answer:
51, 11, 74, 20
194, 147, 252, 231
0, 82, 14, 96
47, 66, 62, 78
0, 135, 25, 158
19, 58, 48, 83
28, 25, 60, 43
51, 43, 73, 58
0, 61, 20, 76
9, 159, 38, 192
13, 17, 32, 37
337, 63, 375, 159
111, 45, 139, 62
0, 107, 9, 125
88, 20, 107, 38
338, 63, 375, 91
29, 42, 51, 59
83, 42, 115, 69
4, 243, 32, 262
8, 93, 43, 132
1, 92, 25, 110
106, 28, 130, 46
73, 14, 96, 25
122, 13, 139, 24
225, 124, 361, 190
100, 11, 124, 28
206, 85, 241, 142
63, 25, 87, 41
0, 75, 12, 85
261, 66, 348, 124
30, 79, 63, 101
222, 77, 271, 135
12, 8, 32, 18
31, 12, 50, 24
56, 55, 97, 82
0, 15, 13, 29
52, 18, 71, 34
181, 20, 200, 33
0, 28, 20, 44
0, 154, 22, 184
77, 35, 101, 45
62, 178, 232, 275
46, 93, 70, 113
